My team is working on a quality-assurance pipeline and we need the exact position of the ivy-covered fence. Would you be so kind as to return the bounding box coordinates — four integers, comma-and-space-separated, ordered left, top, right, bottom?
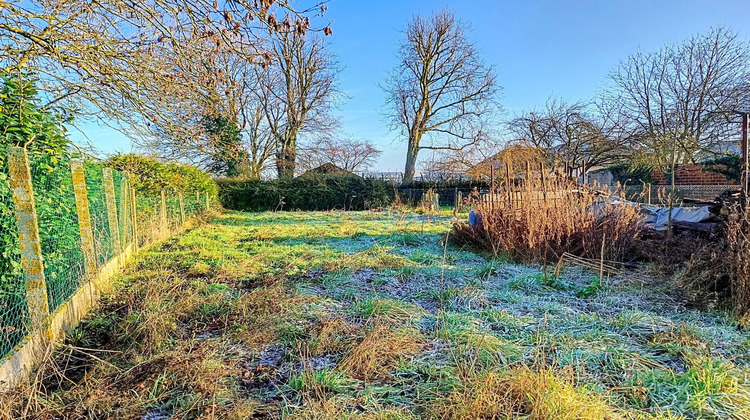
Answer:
0, 147, 217, 364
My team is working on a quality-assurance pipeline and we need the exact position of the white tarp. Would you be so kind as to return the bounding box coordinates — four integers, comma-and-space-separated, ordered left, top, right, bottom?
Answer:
640, 205, 712, 231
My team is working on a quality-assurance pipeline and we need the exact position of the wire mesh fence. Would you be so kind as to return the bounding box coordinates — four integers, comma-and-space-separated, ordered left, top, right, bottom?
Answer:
0, 145, 28, 359
85, 162, 116, 267
0, 149, 215, 360
30, 154, 86, 313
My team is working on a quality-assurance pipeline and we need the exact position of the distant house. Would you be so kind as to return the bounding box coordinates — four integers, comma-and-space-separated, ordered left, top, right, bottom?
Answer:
298, 163, 358, 178
472, 146, 551, 179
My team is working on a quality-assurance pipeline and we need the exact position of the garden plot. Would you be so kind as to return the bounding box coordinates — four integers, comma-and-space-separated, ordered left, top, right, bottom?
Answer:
3, 211, 750, 419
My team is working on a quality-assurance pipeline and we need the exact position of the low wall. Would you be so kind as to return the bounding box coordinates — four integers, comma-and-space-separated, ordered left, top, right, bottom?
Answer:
0, 243, 134, 390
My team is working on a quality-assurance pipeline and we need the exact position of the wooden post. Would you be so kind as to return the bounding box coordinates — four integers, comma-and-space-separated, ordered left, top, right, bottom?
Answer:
564, 161, 569, 179
525, 161, 531, 188
489, 165, 495, 210
453, 187, 458, 217
71, 160, 98, 276
205, 193, 209, 210
102, 168, 121, 256
581, 160, 587, 186
540, 162, 547, 201
505, 162, 512, 209
130, 186, 138, 251
179, 193, 186, 226
7, 147, 50, 328
160, 189, 168, 237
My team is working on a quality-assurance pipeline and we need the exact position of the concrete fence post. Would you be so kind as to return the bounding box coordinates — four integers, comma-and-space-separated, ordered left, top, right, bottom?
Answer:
160, 189, 167, 236
7, 147, 50, 329
102, 168, 121, 256
119, 174, 130, 245
178, 193, 185, 226
205, 193, 209, 210
70, 160, 97, 277
130, 186, 138, 251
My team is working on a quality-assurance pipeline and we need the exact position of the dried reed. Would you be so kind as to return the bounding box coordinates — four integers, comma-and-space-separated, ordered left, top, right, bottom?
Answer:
452, 171, 644, 263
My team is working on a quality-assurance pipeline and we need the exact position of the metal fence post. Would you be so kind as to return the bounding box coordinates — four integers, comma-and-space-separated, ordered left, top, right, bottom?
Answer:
70, 160, 98, 277
7, 147, 50, 329
102, 168, 121, 255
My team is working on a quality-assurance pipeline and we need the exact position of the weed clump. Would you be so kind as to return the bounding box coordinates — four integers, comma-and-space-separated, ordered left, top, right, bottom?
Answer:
339, 324, 427, 380
452, 181, 643, 263
429, 366, 620, 420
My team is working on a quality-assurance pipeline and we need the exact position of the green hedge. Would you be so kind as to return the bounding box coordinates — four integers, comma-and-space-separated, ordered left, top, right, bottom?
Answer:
218, 175, 395, 211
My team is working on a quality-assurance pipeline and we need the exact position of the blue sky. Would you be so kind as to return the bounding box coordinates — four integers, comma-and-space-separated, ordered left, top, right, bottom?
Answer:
72, 0, 750, 172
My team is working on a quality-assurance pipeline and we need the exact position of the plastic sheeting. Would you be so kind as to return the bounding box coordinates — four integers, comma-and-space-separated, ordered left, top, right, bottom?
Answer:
641, 205, 712, 231
467, 195, 713, 231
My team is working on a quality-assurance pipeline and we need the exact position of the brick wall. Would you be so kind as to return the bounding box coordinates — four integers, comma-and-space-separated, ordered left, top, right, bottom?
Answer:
650, 165, 737, 185
623, 184, 738, 203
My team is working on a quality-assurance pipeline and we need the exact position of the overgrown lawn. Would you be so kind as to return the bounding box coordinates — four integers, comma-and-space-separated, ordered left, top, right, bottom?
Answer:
3, 210, 750, 419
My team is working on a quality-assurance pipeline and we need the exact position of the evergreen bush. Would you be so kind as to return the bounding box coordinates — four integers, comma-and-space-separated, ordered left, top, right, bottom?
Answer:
217, 175, 395, 211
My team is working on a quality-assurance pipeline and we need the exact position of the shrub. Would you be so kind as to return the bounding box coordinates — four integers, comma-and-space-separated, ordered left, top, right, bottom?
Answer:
106, 154, 217, 197
217, 174, 395, 211
729, 211, 750, 324
451, 180, 644, 263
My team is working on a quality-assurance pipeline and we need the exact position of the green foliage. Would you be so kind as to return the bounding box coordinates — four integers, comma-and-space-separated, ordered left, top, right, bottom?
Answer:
201, 115, 246, 177
106, 154, 217, 196
702, 154, 741, 182
603, 162, 655, 184
0, 73, 77, 356
217, 174, 395, 211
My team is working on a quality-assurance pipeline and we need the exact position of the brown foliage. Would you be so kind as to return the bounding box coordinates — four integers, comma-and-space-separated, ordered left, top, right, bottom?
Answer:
452, 176, 644, 263
729, 212, 750, 324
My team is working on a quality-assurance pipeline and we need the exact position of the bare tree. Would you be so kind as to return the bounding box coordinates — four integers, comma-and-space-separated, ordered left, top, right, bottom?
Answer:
0, 0, 330, 150
138, 39, 276, 178
298, 137, 381, 173
421, 131, 501, 176
383, 10, 500, 184
603, 27, 750, 169
261, 30, 340, 178
508, 97, 630, 170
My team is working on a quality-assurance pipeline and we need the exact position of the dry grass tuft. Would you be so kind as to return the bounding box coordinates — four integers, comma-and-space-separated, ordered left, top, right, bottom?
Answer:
339, 324, 427, 380
230, 282, 319, 351
729, 211, 750, 324
430, 366, 622, 420
452, 180, 643, 263
308, 316, 361, 356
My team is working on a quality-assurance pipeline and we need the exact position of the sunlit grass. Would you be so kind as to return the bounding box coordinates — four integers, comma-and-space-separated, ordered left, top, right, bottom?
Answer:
2, 210, 749, 420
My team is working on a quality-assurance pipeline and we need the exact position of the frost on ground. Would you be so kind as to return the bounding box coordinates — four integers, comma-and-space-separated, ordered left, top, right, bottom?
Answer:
3, 210, 750, 420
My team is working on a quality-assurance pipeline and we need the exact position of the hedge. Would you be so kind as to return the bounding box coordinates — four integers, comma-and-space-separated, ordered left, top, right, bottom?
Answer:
217, 175, 395, 211
106, 154, 217, 197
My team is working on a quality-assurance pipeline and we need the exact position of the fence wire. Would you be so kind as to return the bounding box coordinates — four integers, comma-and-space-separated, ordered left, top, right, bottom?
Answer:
30, 158, 86, 313
0, 153, 213, 361
85, 162, 115, 267
0, 147, 28, 358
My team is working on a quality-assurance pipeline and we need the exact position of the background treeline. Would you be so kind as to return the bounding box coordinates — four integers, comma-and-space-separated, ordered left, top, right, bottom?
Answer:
218, 175, 395, 211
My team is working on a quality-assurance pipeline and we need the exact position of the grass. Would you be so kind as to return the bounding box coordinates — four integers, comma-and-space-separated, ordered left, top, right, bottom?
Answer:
1, 210, 749, 419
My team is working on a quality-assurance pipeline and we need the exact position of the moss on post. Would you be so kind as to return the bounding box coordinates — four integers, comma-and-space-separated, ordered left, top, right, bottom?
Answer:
7, 147, 50, 330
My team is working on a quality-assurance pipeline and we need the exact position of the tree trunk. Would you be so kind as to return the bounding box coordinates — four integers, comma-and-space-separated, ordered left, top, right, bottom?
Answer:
276, 137, 296, 179
402, 139, 420, 185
